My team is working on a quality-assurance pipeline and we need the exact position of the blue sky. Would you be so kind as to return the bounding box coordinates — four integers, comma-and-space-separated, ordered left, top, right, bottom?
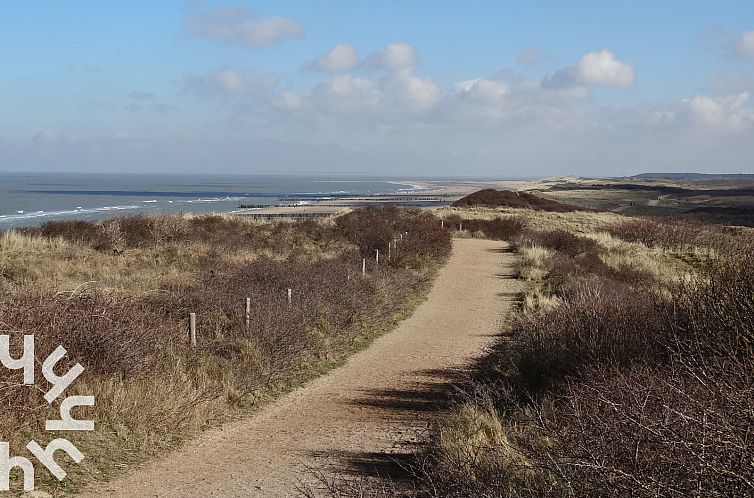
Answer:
1, 1, 754, 176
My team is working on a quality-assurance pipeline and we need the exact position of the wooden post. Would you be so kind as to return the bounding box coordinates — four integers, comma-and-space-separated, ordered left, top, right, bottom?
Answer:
287, 288, 292, 305
459, 222, 463, 231
441, 219, 444, 228
245, 298, 251, 330
362, 258, 366, 276
388, 242, 392, 260
189, 313, 197, 348
376, 249, 379, 265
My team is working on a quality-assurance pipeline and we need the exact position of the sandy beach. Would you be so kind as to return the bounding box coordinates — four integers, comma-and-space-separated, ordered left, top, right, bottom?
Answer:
233, 179, 532, 220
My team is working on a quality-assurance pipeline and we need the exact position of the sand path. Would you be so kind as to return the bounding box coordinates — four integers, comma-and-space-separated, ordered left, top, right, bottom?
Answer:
81, 238, 521, 497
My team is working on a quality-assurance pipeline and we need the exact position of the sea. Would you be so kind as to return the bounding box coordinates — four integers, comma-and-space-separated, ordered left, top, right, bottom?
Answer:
0, 172, 429, 230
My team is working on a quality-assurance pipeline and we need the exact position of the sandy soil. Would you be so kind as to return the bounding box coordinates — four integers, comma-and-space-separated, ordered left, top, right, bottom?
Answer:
81, 238, 522, 497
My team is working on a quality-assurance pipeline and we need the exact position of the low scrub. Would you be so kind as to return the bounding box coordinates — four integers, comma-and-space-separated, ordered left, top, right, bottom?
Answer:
33, 214, 342, 254
441, 215, 528, 241
452, 189, 587, 212
0, 208, 450, 494
421, 217, 754, 497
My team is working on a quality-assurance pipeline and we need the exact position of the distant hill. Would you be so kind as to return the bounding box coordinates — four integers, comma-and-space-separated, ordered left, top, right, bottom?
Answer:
452, 189, 586, 212
633, 173, 754, 181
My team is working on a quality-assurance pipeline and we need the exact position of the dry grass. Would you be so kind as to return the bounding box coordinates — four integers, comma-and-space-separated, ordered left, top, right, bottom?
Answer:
436, 399, 534, 489
2, 217, 356, 294
517, 245, 553, 280
0, 208, 451, 495
439, 206, 624, 233
418, 209, 754, 498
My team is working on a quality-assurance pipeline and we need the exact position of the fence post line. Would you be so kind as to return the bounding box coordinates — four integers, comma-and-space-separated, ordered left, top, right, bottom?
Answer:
376, 249, 379, 265
388, 242, 391, 260
245, 297, 251, 330
362, 258, 366, 277
287, 288, 292, 305
459, 222, 463, 231
189, 313, 197, 348
441, 219, 444, 228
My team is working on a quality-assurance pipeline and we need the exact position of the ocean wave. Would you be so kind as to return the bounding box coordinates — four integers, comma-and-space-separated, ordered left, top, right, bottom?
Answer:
0, 204, 143, 223
387, 181, 429, 191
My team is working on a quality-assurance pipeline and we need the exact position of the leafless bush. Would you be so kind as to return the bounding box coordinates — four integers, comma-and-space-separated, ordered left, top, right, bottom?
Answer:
514, 229, 599, 257
444, 217, 528, 240
419, 224, 754, 497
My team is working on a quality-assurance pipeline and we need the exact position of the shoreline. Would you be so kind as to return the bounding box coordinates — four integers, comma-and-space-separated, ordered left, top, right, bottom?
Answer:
0, 175, 535, 229
232, 179, 531, 220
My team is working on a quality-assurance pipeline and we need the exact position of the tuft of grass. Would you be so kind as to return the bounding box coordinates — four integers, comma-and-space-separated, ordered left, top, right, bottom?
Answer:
0, 229, 68, 252
436, 399, 534, 490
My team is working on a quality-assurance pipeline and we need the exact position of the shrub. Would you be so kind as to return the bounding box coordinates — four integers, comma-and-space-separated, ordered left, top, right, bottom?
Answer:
451, 217, 528, 240
337, 206, 451, 266
507, 282, 670, 394
422, 223, 754, 497
336, 206, 397, 256
516, 229, 599, 257
40, 220, 115, 250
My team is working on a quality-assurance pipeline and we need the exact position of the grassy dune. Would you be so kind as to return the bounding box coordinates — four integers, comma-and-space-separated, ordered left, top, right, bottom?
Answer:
0, 207, 451, 495
422, 208, 754, 497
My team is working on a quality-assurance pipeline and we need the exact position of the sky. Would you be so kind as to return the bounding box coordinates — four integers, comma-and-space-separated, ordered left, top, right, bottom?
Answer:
1, 1, 754, 177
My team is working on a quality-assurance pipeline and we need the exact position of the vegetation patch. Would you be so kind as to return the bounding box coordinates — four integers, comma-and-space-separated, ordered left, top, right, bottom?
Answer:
451, 189, 588, 212
418, 210, 754, 497
0, 206, 450, 495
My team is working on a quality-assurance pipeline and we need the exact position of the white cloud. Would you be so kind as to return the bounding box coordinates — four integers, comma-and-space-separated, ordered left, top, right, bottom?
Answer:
578, 50, 635, 86
185, 8, 303, 48
737, 30, 754, 57
381, 71, 442, 112
688, 92, 754, 129
445, 79, 511, 122
364, 43, 419, 71
451, 79, 509, 101
312, 75, 381, 113
310, 44, 358, 72
286, 71, 441, 117
167, 45, 754, 177
543, 49, 635, 88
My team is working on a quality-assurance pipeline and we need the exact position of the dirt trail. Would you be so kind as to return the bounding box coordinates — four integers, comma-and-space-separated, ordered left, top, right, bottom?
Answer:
82, 238, 521, 497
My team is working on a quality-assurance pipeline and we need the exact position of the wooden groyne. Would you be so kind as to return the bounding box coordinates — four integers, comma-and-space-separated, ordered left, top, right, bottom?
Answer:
237, 212, 336, 221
